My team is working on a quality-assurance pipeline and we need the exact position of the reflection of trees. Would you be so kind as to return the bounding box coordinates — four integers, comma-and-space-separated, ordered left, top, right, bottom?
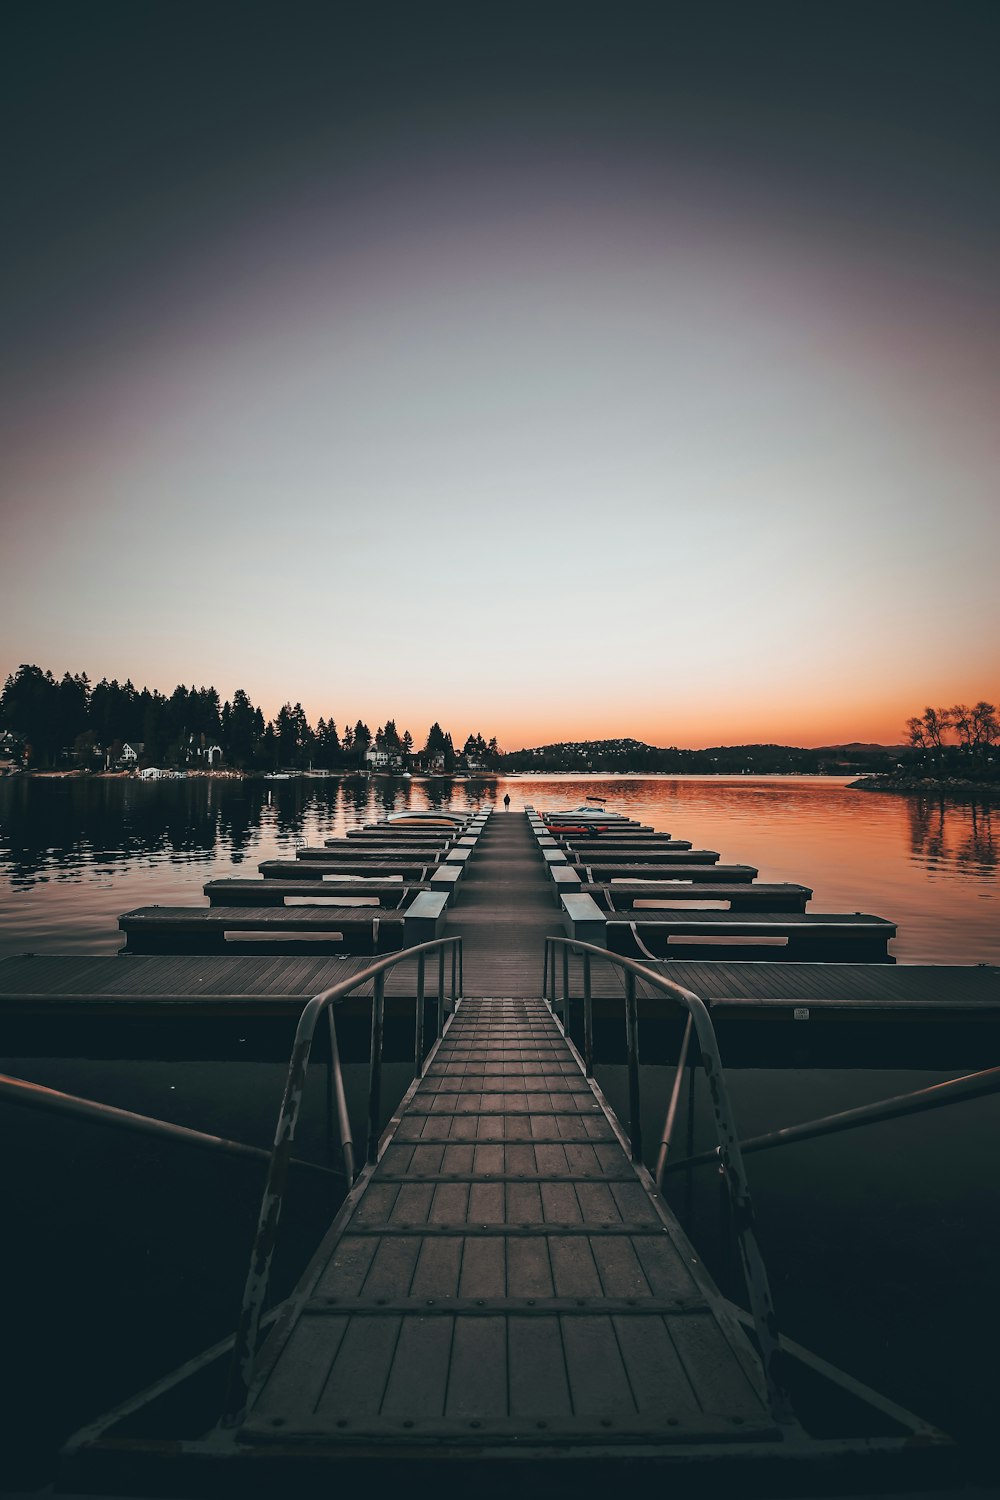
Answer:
956, 802, 996, 870
0, 778, 222, 882
906, 796, 996, 873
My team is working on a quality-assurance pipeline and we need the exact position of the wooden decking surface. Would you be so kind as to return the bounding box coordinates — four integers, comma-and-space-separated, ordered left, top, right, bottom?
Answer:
576, 862, 756, 881
260, 859, 437, 879
554, 953, 1000, 1010
0, 952, 427, 1015
243, 993, 775, 1448
205, 878, 424, 905
444, 813, 562, 996
566, 849, 720, 866
562, 840, 696, 856
584, 882, 812, 910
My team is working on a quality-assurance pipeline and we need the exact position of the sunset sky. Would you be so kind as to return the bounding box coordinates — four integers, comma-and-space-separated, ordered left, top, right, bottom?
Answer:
3, 3, 998, 750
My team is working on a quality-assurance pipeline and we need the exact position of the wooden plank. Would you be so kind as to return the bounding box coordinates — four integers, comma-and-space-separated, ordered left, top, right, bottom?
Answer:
506, 1236, 554, 1296
380, 1316, 453, 1418
410, 1237, 463, 1297
614, 1315, 702, 1417
445, 1317, 507, 1418
254, 1316, 348, 1422
218, 820, 804, 1459
312, 1315, 401, 1420
507, 1316, 573, 1417
361, 1237, 421, 1296
667, 1312, 767, 1417
561, 1316, 637, 1415
458, 1236, 506, 1297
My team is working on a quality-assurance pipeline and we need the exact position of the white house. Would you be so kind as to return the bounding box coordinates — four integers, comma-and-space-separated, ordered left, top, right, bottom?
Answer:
120, 742, 144, 764
365, 746, 390, 769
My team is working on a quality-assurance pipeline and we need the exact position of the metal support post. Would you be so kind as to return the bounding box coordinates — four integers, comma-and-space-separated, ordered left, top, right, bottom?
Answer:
625, 969, 642, 1162
366, 973, 385, 1164
583, 952, 593, 1077
414, 953, 426, 1077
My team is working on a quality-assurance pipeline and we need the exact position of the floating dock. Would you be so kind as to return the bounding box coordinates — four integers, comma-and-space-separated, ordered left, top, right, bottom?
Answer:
36, 807, 999, 1493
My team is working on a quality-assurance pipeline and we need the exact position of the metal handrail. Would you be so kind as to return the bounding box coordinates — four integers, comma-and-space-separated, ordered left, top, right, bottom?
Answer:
223, 935, 462, 1426
663, 1063, 1000, 1173
0, 1072, 339, 1179
542, 935, 791, 1425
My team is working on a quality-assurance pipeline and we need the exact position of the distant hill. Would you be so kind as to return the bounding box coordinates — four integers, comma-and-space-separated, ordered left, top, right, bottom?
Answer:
815, 742, 907, 755
501, 738, 902, 773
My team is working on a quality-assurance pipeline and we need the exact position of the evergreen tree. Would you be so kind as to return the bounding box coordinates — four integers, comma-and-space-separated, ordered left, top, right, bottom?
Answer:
353, 721, 372, 760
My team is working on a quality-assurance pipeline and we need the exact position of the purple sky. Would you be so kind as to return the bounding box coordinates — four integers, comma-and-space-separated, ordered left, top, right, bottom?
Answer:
3, 3, 998, 747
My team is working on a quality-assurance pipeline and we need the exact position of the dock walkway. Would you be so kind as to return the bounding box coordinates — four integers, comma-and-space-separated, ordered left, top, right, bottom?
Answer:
235, 813, 777, 1458
52, 810, 975, 1490
444, 810, 562, 995
241, 993, 774, 1450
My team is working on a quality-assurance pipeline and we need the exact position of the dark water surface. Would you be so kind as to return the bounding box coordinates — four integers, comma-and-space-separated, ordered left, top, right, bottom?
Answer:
1, 772, 997, 960
1, 775, 997, 1482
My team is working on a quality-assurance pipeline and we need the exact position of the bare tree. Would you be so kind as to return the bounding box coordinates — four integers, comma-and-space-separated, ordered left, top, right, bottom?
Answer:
921, 706, 952, 769
949, 704, 973, 756
905, 716, 927, 752
971, 701, 999, 760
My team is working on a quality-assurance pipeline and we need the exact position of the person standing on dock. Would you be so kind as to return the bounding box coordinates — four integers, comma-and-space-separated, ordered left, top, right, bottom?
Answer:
503, 792, 511, 810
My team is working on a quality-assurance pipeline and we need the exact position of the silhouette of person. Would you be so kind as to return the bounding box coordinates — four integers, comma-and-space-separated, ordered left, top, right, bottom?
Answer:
503, 793, 511, 810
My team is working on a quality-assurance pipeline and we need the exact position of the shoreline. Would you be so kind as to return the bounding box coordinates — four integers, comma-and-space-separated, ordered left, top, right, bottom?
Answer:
850, 773, 1000, 799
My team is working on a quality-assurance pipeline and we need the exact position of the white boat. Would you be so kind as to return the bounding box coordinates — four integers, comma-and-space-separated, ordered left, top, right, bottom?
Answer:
385, 811, 466, 828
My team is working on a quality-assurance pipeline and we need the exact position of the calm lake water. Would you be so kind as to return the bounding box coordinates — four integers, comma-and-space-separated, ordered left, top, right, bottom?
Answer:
1, 772, 997, 960
1, 774, 998, 1482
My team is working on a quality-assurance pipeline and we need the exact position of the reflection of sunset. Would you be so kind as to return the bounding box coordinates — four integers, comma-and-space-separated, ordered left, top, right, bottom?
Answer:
1, 775, 996, 965
510, 776, 999, 964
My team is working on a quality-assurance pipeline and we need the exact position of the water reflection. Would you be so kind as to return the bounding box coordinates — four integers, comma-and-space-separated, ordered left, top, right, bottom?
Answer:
905, 795, 996, 873
1, 774, 997, 963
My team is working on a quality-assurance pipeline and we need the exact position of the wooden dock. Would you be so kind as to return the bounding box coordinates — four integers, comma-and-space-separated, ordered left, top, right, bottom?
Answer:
55, 810, 975, 1492
233, 994, 780, 1452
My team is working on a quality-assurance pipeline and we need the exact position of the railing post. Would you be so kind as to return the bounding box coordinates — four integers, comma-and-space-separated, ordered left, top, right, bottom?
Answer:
328, 1008, 355, 1184
561, 946, 570, 1026
654, 1012, 693, 1191
451, 942, 457, 1008
437, 947, 446, 1034
366, 973, 385, 1164
414, 953, 426, 1077
625, 969, 642, 1163
325, 1040, 335, 1170
458, 939, 463, 1001
583, 951, 593, 1077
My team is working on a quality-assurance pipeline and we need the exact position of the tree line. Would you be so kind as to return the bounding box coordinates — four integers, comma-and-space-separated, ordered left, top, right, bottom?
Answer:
0, 664, 503, 772
905, 701, 999, 773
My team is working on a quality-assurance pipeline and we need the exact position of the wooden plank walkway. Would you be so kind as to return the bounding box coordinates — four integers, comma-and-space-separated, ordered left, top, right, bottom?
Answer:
444, 811, 563, 997
118, 905, 405, 954
583, 881, 812, 911
204, 878, 426, 906
0, 952, 426, 1014
603, 910, 896, 962
37, 812, 978, 1487
260, 859, 438, 880
573, 861, 756, 881
554, 954, 1000, 1010
214, 815, 787, 1466
566, 848, 720, 865
241, 992, 777, 1449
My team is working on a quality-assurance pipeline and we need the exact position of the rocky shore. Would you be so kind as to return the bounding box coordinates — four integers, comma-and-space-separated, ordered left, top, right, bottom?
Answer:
850, 773, 1000, 799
